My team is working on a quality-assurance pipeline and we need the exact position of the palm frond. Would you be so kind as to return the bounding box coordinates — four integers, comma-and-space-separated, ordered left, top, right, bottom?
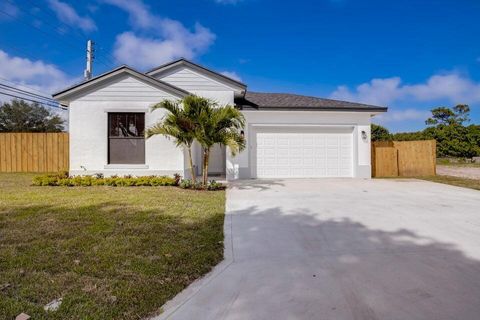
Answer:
151, 99, 181, 115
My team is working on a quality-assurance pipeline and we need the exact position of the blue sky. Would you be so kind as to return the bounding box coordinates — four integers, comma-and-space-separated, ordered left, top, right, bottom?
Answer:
1, 0, 480, 132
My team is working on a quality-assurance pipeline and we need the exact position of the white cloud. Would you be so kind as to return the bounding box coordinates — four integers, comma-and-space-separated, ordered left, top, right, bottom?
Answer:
220, 71, 242, 82
0, 50, 77, 95
0, 50, 77, 126
47, 0, 97, 32
374, 109, 430, 124
105, 0, 215, 69
330, 72, 480, 107
331, 77, 404, 106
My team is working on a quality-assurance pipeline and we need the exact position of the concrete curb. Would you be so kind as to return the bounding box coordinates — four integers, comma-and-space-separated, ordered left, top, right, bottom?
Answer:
149, 187, 235, 320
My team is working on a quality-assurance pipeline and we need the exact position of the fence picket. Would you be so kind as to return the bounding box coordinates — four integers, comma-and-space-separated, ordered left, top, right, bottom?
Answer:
0, 133, 69, 173
372, 140, 436, 177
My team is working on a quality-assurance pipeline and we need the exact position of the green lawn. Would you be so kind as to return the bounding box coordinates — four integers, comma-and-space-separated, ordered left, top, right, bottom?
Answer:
436, 158, 480, 167
0, 173, 225, 320
419, 175, 480, 191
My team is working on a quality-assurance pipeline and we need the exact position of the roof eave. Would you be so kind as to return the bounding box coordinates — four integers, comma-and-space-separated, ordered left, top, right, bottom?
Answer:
52, 66, 189, 104
238, 106, 388, 113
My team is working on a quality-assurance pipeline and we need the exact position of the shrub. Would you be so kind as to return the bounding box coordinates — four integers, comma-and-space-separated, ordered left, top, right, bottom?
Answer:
207, 180, 225, 191
179, 179, 193, 189
173, 173, 181, 185
32, 175, 59, 186
150, 176, 177, 186
32, 174, 177, 187
134, 176, 151, 186
179, 179, 224, 191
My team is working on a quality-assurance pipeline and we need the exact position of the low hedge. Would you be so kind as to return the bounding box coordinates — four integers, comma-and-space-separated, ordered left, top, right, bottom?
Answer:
31, 173, 225, 190
32, 174, 178, 187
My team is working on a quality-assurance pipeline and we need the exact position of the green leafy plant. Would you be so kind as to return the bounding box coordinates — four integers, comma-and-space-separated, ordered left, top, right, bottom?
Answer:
148, 95, 246, 188
179, 179, 224, 191
371, 124, 392, 141
193, 99, 246, 186
32, 174, 177, 187
207, 180, 225, 191
146, 97, 200, 184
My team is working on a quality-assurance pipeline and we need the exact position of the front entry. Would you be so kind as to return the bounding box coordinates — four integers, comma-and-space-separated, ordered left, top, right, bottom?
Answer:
205, 144, 226, 176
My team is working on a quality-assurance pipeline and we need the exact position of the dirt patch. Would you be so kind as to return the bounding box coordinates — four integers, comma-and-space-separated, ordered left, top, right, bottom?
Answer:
437, 165, 480, 180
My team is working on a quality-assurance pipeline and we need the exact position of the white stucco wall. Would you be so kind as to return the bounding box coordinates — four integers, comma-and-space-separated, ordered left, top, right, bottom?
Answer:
68, 75, 185, 176
226, 111, 373, 180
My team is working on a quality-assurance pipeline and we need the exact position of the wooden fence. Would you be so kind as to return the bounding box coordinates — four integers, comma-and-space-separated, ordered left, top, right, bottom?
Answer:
372, 140, 436, 177
0, 133, 69, 173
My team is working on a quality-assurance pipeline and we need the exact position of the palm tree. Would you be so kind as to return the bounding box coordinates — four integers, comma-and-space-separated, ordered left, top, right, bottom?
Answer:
195, 100, 246, 186
146, 98, 198, 184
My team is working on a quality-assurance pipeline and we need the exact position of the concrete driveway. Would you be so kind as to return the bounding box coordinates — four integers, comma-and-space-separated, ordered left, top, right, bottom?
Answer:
155, 179, 480, 320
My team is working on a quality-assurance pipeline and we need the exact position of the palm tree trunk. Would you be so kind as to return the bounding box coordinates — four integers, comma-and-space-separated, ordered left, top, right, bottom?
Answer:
187, 146, 196, 184
203, 147, 210, 187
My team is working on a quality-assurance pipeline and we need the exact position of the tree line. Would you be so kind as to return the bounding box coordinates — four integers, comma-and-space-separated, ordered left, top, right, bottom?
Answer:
372, 105, 480, 158
0, 100, 65, 132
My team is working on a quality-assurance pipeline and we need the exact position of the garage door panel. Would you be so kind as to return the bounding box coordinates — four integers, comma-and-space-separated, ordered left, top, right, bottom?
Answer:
256, 129, 353, 178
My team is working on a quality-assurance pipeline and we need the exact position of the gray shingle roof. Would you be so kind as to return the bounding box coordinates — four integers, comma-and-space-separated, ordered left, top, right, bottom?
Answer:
235, 92, 387, 112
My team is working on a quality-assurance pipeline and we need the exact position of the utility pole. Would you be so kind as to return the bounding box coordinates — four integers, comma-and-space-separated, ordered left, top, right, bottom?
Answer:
83, 40, 94, 80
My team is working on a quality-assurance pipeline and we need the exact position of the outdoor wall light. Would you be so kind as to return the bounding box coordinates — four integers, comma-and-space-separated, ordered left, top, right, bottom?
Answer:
361, 130, 368, 141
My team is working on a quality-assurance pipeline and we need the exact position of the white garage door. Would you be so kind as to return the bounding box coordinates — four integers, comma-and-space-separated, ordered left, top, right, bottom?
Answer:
255, 128, 353, 178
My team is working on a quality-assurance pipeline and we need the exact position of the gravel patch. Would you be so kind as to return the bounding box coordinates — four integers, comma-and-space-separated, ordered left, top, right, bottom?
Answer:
437, 165, 480, 180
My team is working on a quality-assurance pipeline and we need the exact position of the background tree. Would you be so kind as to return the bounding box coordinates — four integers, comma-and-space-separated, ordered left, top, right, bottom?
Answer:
425, 104, 470, 126
392, 131, 427, 141
146, 96, 199, 184
0, 99, 64, 132
392, 104, 479, 158
371, 124, 392, 141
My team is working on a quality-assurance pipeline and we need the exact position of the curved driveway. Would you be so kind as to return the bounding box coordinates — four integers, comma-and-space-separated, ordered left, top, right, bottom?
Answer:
155, 179, 480, 320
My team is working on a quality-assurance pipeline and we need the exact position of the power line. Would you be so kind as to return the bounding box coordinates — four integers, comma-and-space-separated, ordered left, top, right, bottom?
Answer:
0, 83, 57, 104
0, 76, 54, 98
0, 88, 59, 106
14, 0, 118, 69
0, 7, 114, 70
22, 0, 89, 42
0, 91, 66, 110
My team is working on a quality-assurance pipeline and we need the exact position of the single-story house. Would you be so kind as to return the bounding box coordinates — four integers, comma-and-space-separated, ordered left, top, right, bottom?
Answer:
53, 59, 387, 180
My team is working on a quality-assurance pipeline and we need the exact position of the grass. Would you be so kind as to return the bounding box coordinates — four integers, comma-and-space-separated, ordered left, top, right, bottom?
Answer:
0, 173, 225, 320
436, 158, 480, 167
419, 175, 480, 191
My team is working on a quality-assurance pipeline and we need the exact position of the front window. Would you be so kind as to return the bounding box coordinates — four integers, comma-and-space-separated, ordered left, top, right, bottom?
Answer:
108, 113, 145, 164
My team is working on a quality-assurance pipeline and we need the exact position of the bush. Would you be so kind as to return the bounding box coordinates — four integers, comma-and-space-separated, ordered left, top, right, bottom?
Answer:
207, 180, 225, 191
178, 179, 204, 190
32, 174, 178, 187
32, 174, 225, 190
179, 179, 225, 191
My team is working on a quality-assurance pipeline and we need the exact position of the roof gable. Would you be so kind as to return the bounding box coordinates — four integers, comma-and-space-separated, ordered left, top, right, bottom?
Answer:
52, 66, 189, 105
146, 59, 247, 92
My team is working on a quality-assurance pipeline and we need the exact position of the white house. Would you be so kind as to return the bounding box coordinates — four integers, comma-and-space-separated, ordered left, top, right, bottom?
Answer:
53, 59, 387, 180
